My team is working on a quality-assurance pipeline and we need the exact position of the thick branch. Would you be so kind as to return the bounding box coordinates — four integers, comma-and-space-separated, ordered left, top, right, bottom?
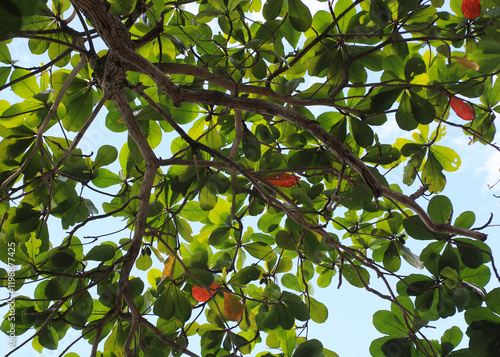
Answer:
171, 88, 487, 241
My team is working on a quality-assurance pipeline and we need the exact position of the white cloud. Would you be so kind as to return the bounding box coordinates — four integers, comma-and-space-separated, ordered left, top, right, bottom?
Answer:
476, 150, 500, 193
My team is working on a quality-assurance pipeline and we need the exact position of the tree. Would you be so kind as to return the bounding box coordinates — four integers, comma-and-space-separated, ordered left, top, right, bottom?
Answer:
0, 0, 499, 356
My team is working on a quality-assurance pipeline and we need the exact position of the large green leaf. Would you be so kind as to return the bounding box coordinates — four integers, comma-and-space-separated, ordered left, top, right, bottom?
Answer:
243, 242, 274, 261
292, 339, 323, 357
350, 117, 374, 147
263, 0, 282, 20
288, 0, 312, 32
396, 92, 419, 130
369, 0, 391, 29
373, 310, 408, 336
422, 151, 446, 193
11, 68, 41, 99
84, 243, 116, 262
427, 195, 452, 224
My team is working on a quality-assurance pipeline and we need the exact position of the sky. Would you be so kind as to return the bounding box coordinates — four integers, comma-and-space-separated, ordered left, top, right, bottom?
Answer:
1, 1, 500, 356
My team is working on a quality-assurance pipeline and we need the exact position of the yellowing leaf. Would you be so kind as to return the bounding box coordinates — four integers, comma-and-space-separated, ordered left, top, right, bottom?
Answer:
452, 56, 479, 71
161, 255, 175, 281
224, 292, 244, 321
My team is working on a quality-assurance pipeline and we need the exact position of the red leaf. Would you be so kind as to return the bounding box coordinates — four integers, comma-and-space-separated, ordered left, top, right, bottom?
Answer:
461, 0, 481, 19
450, 97, 474, 121
192, 282, 220, 302
263, 173, 299, 187
224, 292, 244, 321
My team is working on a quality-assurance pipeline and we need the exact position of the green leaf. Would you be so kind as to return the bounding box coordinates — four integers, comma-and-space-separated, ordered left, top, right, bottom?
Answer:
263, 0, 282, 20
422, 151, 446, 193
403, 149, 426, 185
38, 326, 59, 350
277, 328, 297, 356
396, 274, 435, 297
84, 244, 116, 261
430, 145, 461, 172
396, 92, 419, 131
371, 88, 403, 113
441, 326, 463, 356
25, 234, 41, 261
51, 249, 75, 268
242, 133, 261, 161
341, 264, 370, 287
66, 291, 93, 327
415, 289, 439, 321
485, 288, 500, 315
0, 41, 12, 63
0, 67, 10, 86
427, 195, 452, 224
410, 91, 436, 125
454, 211, 475, 229
457, 242, 484, 269
292, 339, 323, 357
170, 102, 199, 124
262, 305, 280, 330
154, 283, 191, 323
309, 296, 328, 323
109, 0, 135, 15
361, 144, 401, 165
288, 0, 312, 32
104, 322, 126, 356
373, 310, 408, 336
243, 242, 274, 261
229, 265, 261, 285
92, 168, 122, 188
350, 117, 374, 147
136, 253, 152, 270
438, 243, 460, 276
208, 226, 231, 246
383, 241, 401, 272
281, 291, 310, 321
383, 55, 405, 79
405, 57, 426, 81
11, 68, 41, 99
93, 145, 118, 168
199, 184, 218, 211
403, 215, 438, 240
62, 88, 95, 132
281, 273, 302, 292
45, 278, 66, 300
399, 244, 424, 270
279, 305, 295, 330
201, 329, 225, 350
369, 0, 391, 28
466, 320, 500, 357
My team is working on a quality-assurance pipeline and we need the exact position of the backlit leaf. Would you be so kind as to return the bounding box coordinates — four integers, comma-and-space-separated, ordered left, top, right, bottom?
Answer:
288, 0, 312, 32
450, 97, 474, 120
192, 282, 220, 302
224, 292, 243, 321
263, 173, 299, 187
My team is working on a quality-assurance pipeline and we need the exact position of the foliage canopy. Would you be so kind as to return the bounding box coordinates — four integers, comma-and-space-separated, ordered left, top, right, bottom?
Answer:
1, 0, 500, 356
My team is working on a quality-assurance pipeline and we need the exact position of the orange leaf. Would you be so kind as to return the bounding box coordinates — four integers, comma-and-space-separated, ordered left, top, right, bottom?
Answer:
161, 255, 175, 281
450, 97, 474, 121
452, 56, 479, 71
461, 0, 481, 20
224, 292, 243, 321
192, 282, 220, 302
263, 173, 299, 187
